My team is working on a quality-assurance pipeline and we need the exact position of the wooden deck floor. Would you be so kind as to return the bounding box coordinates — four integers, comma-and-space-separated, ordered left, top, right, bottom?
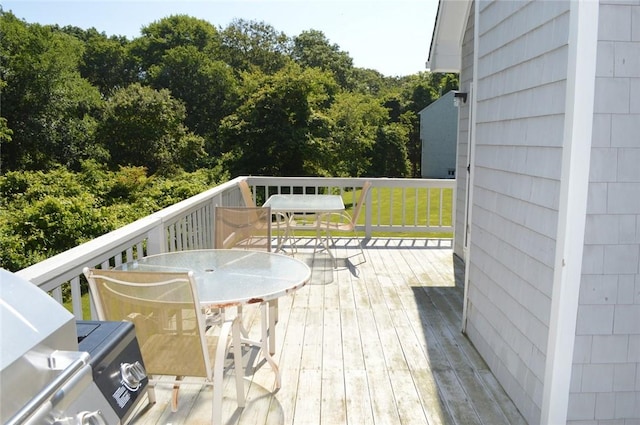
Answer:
126, 237, 527, 425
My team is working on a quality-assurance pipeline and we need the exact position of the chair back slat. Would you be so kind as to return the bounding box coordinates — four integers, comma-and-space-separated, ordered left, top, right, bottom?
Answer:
237, 180, 256, 208
351, 181, 372, 224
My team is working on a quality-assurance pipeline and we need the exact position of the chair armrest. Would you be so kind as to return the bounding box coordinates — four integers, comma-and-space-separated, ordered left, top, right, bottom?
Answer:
272, 212, 289, 225
318, 211, 352, 224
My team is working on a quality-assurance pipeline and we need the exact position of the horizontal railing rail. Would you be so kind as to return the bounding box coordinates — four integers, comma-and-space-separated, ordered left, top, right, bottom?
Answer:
13, 176, 455, 319
245, 176, 456, 235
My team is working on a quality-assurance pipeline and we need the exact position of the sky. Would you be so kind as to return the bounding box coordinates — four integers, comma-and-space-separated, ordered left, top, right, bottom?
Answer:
2, 0, 439, 77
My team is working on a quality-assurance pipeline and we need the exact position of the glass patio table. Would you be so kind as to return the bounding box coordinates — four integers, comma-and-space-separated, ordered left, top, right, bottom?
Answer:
117, 249, 311, 388
263, 194, 345, 254
263, 194, 345, 214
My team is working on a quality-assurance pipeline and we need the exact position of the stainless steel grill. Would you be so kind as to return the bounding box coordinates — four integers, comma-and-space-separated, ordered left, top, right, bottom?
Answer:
1, 269, 148, 425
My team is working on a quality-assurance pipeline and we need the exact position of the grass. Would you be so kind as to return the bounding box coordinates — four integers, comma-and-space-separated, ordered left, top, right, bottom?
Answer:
298, 186, 454, 238
346, 186, 453, 238
64, 292, 92, 318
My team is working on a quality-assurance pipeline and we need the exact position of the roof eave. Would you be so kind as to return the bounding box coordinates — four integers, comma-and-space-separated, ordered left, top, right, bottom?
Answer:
426, 0, 471, 73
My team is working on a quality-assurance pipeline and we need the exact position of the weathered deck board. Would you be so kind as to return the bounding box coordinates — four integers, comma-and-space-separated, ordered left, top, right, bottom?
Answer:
126, 237, 526, 425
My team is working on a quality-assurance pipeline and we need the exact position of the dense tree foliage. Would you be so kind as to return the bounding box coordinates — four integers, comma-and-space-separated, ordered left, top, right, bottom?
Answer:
79, 31, 138, 96
220, 64, 337, 176
0, 162, 226, 270
219, 19, 292, 74
95, 83, 206, 173
1, 12, 103, 170
292, 30, 354, 88
130, 14, 221, 72
147, 45, 238, 146
0, 9, 458, 270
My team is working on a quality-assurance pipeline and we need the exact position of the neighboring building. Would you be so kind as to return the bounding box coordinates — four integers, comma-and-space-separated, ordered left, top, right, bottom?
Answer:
419, 90, 458, 178
428, 1, 640, 425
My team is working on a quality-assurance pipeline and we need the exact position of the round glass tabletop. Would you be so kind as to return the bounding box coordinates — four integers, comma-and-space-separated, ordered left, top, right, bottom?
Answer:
118, 249, 311, 307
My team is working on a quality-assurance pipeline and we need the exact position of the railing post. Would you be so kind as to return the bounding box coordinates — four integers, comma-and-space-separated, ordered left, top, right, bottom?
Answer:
147, 220, 166, 255
365, 185, 372, 238
209, 193, 225, 249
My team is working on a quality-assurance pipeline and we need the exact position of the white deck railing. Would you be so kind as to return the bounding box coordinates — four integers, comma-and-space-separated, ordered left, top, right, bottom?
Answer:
14, 176, 455, 319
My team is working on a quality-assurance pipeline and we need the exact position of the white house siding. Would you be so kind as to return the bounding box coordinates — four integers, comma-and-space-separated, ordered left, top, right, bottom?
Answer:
459, 2, 571, 424
567, 2, 640, 423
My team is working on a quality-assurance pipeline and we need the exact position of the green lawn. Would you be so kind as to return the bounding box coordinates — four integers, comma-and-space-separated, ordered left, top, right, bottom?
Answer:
264, 186, 455, 236
64, 293, 92, 318
310, 186, 454, 238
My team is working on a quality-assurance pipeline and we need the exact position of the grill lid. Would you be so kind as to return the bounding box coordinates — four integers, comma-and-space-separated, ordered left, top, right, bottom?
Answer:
0, 268, 77, 369
0, 268, 79, 423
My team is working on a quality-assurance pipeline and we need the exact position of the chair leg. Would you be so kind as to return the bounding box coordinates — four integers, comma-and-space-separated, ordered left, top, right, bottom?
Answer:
283, 214, 301, 255
350, 232, 365, 263
146, 383, 157, 405
324, 229, 366, 267
212, 375, 223, 425
323, 228, 339, 268
171, 376, 183, 412
285, 226, 298, 255
211, 320, 245, 425
355, 231, 367, 264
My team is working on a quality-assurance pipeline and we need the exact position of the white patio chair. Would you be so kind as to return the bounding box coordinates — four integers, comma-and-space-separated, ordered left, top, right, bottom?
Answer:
237, 180, 291, 252
214, 206, 272, 251
318, 181, 372, 265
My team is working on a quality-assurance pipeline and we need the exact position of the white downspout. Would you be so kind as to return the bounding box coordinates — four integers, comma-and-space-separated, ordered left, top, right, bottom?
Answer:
540, 1, 598, 423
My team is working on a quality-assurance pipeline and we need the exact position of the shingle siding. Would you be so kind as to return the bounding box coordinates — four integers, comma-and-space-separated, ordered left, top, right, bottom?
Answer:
572, 1, 640, 422
459, 2, 569, 424
455, 1, 640, 423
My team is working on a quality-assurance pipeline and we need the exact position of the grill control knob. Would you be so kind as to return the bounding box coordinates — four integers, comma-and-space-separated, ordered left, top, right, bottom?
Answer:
121, 361, 147, 391
76, 410, 107, 425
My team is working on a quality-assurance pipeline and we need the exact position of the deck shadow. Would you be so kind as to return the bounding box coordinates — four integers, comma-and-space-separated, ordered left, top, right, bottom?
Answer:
409, 252, 526, 425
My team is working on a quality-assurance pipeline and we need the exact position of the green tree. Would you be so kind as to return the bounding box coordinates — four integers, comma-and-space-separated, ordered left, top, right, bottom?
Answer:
220, 63, 337, 177
401, 72, 459, 114
327, 91, 388, 176
80, 32, 139, 96
0, 117, 14, 169
96, 83, 205, 173
350, 67, 389, 96
219, 19, 292, 74
399, 110, 422, 177
130, 15, 221, 74
0, 12, 103, 171
291, 30, 354, 89
372, 122, 411, 177
431, 72, 459, 96
0, 163, 226, 271
147, 45, 239, 148
0, 167, 113, 270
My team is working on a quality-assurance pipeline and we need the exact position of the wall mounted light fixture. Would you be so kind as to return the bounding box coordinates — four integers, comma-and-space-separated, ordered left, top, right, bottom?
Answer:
453, 90, 468, 107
